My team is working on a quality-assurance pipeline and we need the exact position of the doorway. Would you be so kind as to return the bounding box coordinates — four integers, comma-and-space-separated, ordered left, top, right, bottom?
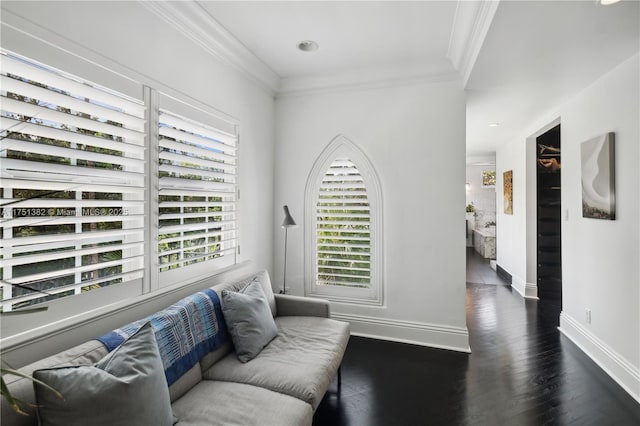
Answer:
535, 124, 562, 302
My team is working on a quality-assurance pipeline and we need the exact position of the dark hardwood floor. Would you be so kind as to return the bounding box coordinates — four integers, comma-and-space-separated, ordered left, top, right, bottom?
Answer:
314, 248, 640, 425
465, 246, 503, 285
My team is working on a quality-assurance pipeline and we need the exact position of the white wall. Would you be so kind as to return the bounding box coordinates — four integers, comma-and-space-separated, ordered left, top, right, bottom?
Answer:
496, 53, 640, 401
496, 136, 528, 292
1, 1, 276, 366
559, 53, 639, 402
274, 80, 470, 352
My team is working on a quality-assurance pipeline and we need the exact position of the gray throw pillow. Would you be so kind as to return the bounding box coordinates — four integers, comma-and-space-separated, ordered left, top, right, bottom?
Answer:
33, 322, 173, 426
221, 278, 278, 362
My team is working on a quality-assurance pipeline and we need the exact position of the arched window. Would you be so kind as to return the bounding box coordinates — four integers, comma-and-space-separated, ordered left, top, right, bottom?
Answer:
305, 135, 383, 305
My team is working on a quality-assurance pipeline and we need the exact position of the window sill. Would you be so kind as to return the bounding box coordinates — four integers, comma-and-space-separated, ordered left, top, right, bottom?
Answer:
1, 260, 251, 356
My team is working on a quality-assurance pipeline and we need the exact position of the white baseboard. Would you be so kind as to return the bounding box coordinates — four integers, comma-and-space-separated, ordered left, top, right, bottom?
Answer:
331, 312, 471, 353
511, 275, 538, 299
559, 312, 640, 404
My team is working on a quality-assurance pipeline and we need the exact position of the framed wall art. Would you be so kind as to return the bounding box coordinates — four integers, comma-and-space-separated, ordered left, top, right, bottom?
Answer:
581, 132, 615, 220
504, 170, 513, 215
482, 170, 496, 187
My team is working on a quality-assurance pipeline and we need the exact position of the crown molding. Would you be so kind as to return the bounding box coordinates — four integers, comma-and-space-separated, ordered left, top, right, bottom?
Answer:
447, 0, 500, 87
278, 63, 460, 98
139, 0, 493, 97
139, 0, 280, 95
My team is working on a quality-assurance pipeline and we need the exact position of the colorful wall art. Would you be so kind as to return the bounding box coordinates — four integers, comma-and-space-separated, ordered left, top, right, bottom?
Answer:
504, 170, 513, 215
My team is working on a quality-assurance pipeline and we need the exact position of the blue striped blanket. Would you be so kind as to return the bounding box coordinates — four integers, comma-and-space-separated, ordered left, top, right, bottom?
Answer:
97, 288, 227, 386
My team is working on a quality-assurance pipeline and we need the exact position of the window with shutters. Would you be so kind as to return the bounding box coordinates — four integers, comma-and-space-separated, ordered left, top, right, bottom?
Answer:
156, 97, 238, 286
0, 49, 240, 316
305, 136, 383, 305
0, 50, 146, 312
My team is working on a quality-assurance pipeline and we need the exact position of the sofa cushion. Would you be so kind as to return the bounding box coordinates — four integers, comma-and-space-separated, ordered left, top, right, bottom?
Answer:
203, 316, 350, 409
199, 341, 232, 373
168, 363, 202, 403
221, 279, 278, 362
1, 340, 109, 426
212, 269, 277, 317
171, 380, 312, 426
33, 322, 173, 426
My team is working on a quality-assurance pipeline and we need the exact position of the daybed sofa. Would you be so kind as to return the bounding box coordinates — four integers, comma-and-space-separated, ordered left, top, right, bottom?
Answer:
1, 270, 350, 426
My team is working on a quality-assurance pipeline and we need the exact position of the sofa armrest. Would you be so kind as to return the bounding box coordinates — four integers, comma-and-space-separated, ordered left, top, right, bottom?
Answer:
274, 294, 330, 318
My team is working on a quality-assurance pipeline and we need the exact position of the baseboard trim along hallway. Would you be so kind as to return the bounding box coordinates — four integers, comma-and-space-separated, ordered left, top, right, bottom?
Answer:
560, 311, 640, 404
331, 312, 471, 353
511, 274, 539, 299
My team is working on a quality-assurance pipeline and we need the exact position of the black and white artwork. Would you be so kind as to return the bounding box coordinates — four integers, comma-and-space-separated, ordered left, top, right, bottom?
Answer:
581, 132, 615, 220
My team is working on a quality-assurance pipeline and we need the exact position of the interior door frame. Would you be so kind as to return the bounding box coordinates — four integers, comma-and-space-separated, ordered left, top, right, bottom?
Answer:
525, 117, 561, 299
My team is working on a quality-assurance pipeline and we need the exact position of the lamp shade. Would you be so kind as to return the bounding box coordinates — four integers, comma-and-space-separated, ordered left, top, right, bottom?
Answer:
282, 205, 297, 228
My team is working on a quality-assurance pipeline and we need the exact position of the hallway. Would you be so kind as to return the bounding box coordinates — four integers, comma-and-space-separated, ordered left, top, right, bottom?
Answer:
463, 249, 639, 424
466, 247, 504, 285
314, 250, 640, 425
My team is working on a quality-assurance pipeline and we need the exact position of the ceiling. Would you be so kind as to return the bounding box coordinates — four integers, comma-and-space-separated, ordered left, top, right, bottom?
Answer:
201, 1, 457, 78
467, 0, 639, 157
177, 1, 639, 158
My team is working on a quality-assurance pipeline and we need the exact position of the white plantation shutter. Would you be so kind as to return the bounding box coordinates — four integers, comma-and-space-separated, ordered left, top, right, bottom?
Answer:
305, 136, 383, 305
316, 159, 371, 288
157, 108, 238, 275
0, 51, 146, 311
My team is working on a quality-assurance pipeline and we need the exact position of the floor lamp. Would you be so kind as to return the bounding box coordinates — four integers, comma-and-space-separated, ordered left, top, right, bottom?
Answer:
281, 205, 297, 294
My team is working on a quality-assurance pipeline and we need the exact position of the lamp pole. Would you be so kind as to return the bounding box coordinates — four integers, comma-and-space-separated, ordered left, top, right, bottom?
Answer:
281, 205, 297, 294
283, 226, 289, 294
